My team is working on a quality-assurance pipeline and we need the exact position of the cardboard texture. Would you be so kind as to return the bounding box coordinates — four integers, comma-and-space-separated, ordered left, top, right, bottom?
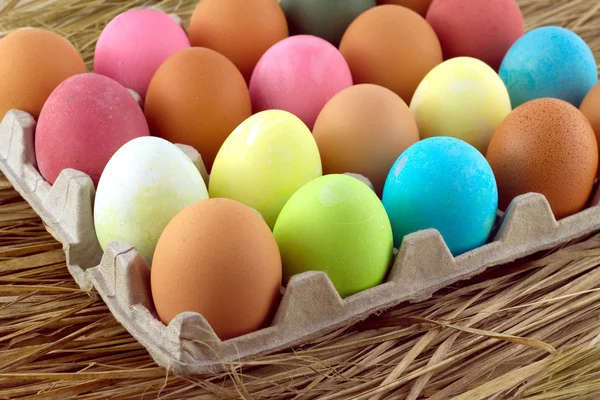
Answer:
1, 109, 600, 375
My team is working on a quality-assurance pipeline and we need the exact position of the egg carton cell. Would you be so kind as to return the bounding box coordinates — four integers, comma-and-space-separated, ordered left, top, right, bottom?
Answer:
1, 109, 600, 375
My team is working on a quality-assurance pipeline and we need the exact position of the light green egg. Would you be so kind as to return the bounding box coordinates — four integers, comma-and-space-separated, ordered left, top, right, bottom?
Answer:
94, 137, 208, 265
273, 174, 393, 298
209, 110, 322, 229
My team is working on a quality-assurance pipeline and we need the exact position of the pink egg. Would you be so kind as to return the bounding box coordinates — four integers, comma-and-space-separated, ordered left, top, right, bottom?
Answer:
35, 73, 150, 186
93, 8, 190, 99
249, 35, 353, 130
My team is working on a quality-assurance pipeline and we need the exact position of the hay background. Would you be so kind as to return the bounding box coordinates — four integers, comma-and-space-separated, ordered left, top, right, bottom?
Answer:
1, 0, 600, 398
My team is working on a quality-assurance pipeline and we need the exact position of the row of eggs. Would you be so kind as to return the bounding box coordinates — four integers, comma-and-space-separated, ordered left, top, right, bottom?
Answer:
0, 0, 599, 340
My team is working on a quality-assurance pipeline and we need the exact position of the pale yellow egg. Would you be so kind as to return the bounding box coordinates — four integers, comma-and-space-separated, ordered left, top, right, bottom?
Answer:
410, 57, 511, 153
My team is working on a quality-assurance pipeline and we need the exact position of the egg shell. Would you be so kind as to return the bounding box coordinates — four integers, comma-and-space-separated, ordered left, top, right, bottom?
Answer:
410, 57, 511, 153
35, 73, 150, 186
209, 110, 322, 229
382, 137, 498, 255
339, 5, 442, 104
313, 84, 419, 196
486, 98, 598, 219
94, 137, 208, 265
0, 28, 86, 120
499, 26, 598, 108
144, 47, 252, 170
580, 82, 600, 153
426, 0, 524, 71
273, 174, 393, 298
249, 35, 353, 130
187, 0, 288, 81
151, 198, 282, 340
93, 8, 190, 100
280, 0, 375, 46
376, 0, 432, 16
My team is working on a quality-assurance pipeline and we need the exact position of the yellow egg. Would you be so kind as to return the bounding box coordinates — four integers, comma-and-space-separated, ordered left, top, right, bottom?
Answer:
209, 110, 322, 228
410, 57, 511, 153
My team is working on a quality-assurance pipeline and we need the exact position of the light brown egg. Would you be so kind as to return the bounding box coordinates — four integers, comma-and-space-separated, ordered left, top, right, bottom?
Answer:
187, 0, 288, 81
151, 198, 282, 340
339, 5, 442, 104
580, 82, 600, 153
486, 98, 598, 219
144, 47, 252, 171
313, 84, 419, 196
0, 28, 86, 120
376, 0, 433, 16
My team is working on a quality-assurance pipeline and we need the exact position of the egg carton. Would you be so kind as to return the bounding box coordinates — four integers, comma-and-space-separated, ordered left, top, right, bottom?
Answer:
2, 109, 600, 375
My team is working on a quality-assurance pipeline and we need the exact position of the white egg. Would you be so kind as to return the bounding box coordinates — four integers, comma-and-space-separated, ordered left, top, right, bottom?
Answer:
94, 136, 208, 265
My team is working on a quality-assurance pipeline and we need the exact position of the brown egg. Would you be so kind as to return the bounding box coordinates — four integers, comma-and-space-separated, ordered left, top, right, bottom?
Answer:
187, 0, 288, 82
0, 28, 86, 120
376, 0, 433, 16
339, 5, 442, 104
144, 47, 252, 170
580, 82, 600, 153
313, 84, 419, 195
487, 98, 598, 219
151, 198, 282, 340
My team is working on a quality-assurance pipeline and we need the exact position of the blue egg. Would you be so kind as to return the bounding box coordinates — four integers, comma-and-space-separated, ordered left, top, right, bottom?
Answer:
499, 26, 597, 108
382, 137, 498, 256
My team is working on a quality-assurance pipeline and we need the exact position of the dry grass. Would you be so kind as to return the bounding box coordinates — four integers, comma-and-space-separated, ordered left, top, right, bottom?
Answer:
1, 0, 600, 399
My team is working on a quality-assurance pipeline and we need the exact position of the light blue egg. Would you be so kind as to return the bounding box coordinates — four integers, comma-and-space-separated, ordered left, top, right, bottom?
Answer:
382, 137, 498, 256
499, 26, 598, 108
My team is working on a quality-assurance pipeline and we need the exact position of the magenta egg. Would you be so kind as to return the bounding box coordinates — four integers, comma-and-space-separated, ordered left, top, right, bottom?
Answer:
249, 35, 353, 130
94, 8, 190, 99
35, 73, 150, 186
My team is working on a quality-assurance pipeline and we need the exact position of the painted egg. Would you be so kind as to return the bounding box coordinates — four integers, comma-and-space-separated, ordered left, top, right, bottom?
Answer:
273, 174, 393, 298
249, 35, 353, 130
499, 26, 598, 108
94, 8, 190, 99
487, 98, 598, 219
151, 198, 282, 340
580, 82, 600, 152
94, 137, 208, 265
376, 0, 432, 16
426, 0, 524, 71
209, 110, 322, 229
382, 137, 498, 255
410, 57, 511, 154
35, 73, 150, 186
280, 0, 375, 46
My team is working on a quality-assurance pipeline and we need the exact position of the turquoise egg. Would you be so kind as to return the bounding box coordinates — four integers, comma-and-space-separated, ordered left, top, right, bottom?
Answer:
382, 137, 498, 256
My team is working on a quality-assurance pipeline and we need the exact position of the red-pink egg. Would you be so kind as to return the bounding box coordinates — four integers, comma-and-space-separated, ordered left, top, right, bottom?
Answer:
35, 73, 150, 186
249, 35, 353, 130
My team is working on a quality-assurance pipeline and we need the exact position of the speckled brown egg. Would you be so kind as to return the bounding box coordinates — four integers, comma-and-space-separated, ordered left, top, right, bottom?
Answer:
376, 0, 432, 16
486, 98, 598, 219
312, 84, 419, 196
339, 5, 442, 104
0, 28, 86, 121
580, 82, 600, 152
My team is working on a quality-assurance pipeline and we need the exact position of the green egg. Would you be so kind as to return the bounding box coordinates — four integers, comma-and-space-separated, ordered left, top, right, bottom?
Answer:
280, 0, 376, 46
273, 174, 393, 298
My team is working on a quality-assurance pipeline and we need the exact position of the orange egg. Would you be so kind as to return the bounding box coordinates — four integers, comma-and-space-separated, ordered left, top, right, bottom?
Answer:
187, 0, 288, 81
313, 84, 419, 195
376, 0, 433, 16
580, 82, 600, 152
144, 48, 252, 170
0, 28, 86, 120
487, 98, 598, 219
151, 198, 282, 340
339, 5, 442, 104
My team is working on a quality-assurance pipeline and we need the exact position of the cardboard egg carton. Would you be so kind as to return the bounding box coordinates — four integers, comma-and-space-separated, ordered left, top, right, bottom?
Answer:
2, 109, 600, 375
